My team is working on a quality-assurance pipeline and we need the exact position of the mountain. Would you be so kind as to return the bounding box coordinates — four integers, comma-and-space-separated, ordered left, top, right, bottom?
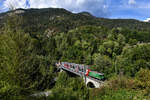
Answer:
1, 8, 150, 100
1, 8, 150, 34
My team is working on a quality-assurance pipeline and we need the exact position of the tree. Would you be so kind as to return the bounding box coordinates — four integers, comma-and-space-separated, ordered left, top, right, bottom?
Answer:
117, 44, 150, 76
93, 54, 112, 77
51, 72, 88, 100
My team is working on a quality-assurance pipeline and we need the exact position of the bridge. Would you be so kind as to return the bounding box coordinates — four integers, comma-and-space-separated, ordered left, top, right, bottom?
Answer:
56, 62, 104, 88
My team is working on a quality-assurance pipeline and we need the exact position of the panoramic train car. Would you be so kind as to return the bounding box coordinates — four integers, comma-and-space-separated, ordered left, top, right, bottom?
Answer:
86, 69, 104, 80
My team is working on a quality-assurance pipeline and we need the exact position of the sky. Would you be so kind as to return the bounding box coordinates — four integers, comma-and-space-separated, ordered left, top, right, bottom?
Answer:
0, 0, 150, 21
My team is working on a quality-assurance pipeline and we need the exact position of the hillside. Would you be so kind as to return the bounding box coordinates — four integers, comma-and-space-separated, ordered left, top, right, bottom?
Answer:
1, 8, 150, 34
0, 8, 150, 100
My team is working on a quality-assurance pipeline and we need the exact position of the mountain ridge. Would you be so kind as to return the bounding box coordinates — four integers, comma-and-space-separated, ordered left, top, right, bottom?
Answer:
0, 8, 150, 34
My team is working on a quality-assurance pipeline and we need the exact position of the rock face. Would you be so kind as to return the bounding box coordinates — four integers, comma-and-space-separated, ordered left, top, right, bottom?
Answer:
78, 12, 93, 17
7, 9, 25, 16
31, 91, 52, 97
14, 10, 25, 14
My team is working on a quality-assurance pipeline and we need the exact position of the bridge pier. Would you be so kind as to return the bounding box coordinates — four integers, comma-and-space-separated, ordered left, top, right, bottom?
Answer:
83, 77, 104, 88
60, 69, 64, 72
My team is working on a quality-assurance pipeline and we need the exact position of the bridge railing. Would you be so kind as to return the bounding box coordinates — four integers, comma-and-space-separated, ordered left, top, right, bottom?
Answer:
56, 62, 88, 76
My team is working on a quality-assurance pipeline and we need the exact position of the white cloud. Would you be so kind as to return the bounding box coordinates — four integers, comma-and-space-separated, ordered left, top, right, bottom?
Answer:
3, 0, 27, 10
3, 0, 109, 17
144, 18, 150, 22
128, 0, 136, 5
28, 0, 89, 9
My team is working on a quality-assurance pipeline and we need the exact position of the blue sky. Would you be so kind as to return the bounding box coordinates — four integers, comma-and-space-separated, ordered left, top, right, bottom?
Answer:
0, 0, 150, 21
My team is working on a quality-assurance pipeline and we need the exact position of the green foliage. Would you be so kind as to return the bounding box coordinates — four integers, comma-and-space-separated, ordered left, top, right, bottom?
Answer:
48, 88, 79, 100
54, 26, 108, 64
93, 54, 112, 77
117, 44, 150, 76
89, 75, 149, 100
0, 16, 56, 99
1, 11, 150, 99
91, 89, 146, 100
48, 72, 88, 100
135, 69, 150, 95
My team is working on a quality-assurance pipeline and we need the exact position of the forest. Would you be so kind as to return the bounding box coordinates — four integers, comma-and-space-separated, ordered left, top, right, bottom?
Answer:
0, 8, 150, 100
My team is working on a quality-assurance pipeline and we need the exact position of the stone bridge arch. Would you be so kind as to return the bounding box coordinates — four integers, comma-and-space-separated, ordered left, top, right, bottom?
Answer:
84, 77, 104, 88
87, 82, 95, 88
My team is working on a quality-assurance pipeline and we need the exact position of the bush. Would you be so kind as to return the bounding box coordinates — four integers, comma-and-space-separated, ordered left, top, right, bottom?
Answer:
93, 54, 112, 77
89, 75, 148, 100
135, 69, 150, 96
51, 72, 88, 100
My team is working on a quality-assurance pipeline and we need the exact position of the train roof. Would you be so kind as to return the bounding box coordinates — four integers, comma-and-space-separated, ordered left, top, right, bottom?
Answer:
90, 71, 104, 75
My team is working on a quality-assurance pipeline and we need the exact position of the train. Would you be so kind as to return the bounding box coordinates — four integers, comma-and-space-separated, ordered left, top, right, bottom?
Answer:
56, 62, 105, 81
86, 69, 105, 80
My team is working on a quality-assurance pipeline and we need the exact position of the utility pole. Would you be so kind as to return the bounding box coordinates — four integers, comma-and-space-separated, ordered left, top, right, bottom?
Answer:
84, 65, 86, 83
